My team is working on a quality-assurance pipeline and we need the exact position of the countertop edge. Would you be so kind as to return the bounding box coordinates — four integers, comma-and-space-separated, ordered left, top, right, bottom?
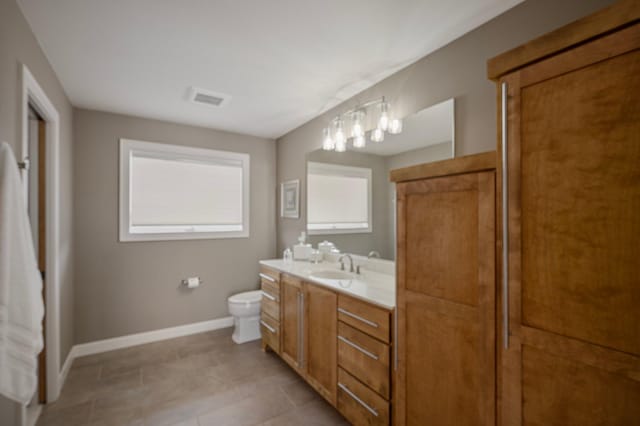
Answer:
260, 260, 395, 310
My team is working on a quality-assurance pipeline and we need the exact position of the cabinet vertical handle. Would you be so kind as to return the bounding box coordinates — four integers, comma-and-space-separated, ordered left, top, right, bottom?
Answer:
297, 292, 301, 366
299, 291, 305, 368
394, 308, 398, 371
501, 81, 510, 350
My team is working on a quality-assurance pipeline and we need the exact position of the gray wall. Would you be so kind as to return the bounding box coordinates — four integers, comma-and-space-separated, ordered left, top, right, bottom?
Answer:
73, 109, 277, 343
276, 0, 615, 253
0, 0, 74, 421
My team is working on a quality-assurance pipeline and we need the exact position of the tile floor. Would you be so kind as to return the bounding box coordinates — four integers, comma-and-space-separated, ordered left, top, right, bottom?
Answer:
37, 328, 348, 426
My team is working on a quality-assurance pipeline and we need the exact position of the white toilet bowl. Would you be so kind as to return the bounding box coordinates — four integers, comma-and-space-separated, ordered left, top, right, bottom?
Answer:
228, 290, 262, 344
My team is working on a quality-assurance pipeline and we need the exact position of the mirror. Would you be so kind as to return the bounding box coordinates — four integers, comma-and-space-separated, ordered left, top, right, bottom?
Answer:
305, 98, 455, 260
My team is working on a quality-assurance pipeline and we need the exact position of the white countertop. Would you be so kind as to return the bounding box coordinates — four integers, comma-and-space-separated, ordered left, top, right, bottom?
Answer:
260, 259, 396, 309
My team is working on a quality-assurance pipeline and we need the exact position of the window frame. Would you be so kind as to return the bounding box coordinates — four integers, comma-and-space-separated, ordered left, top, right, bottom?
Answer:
306, 161, 373, 235
119, 138, 250, 242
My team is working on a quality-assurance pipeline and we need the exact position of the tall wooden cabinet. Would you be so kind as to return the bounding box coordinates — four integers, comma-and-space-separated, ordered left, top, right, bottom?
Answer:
392, 153, 497, 426
488, 2, 640, 425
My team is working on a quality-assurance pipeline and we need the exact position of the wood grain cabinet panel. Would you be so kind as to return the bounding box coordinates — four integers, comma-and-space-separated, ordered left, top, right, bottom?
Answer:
281, 274, 303, 372
305, 283, 338, 405
521, 345, 640, 426
338, 368, 390, 426
338, 295, 391, 343
338, 321, 390, 399
519, 49, 640, 356
490, 9, 640, 426
260, 281, 280, 321
260, 313, 280, 354
394, 165, 496, 426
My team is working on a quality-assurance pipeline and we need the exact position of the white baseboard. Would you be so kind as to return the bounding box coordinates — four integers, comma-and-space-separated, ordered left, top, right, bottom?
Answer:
58, 348, 75, 389
72, 316, 234, 359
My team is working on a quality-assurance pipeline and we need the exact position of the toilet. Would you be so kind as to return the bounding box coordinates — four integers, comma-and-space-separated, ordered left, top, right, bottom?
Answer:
227, 290, 262, 344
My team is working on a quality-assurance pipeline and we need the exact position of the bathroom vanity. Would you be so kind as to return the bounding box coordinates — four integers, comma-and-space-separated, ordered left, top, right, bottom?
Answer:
258, 259, 395, 426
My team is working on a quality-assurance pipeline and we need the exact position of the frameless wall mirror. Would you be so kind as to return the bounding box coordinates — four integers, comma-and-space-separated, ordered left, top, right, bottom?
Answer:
305, 98, 455, 260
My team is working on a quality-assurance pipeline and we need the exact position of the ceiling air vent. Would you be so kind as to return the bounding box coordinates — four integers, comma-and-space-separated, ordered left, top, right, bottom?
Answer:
187, 87, 231, 108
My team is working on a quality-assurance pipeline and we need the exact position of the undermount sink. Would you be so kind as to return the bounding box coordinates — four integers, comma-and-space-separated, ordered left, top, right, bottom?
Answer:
310, 270, 353, 280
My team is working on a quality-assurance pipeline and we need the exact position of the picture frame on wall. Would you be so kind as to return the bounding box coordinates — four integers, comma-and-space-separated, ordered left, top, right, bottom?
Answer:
281, 179, 300, 219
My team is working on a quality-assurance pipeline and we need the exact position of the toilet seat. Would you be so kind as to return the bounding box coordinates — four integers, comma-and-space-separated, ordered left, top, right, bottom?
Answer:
228, 290, 262, 304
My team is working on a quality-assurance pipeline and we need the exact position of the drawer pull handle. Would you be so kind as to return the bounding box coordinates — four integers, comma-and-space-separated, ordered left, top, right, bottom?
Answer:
338, 335, 379, 360
338, 382, 379, 417
338, 308, 378, 328
259, 273, 276, 283
260, 320, 277, 334
261, 290, 277, 301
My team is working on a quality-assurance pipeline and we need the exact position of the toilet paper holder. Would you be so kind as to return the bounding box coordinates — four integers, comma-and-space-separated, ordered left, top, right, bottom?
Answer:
181, 277, 204, 288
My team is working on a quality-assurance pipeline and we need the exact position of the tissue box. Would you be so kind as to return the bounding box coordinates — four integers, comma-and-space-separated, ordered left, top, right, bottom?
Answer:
293, 244, 312, 260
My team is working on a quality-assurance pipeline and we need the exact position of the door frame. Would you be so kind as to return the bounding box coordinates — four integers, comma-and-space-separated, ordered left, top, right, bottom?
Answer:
20, 64, 62, 403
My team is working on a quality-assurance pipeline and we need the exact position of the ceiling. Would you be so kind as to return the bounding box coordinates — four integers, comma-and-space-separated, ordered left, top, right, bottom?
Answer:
18, 0, 522, 139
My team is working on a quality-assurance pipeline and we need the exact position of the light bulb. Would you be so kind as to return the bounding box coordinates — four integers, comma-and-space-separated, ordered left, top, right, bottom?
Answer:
351, 110, 365, 138
335, 139, 347, 152
353, 135, 366, 148
378, 102, 389, 131
371, 127, 384, 143
322, 128, 334, 151
334, 119, 346, 145
389, 118, 403, 134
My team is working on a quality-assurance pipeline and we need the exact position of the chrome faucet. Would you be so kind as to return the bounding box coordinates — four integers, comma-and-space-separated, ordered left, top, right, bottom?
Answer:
368, 251, 381, 259
339, 254, 354, 273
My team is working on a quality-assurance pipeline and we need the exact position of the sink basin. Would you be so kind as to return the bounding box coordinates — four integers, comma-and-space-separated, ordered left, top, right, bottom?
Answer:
310, 270, 353, 280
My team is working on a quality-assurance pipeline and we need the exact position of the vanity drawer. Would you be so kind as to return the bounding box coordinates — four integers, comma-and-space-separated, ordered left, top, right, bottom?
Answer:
259, 266, 280, 285
338, 368, 389, 426
338, 322, 390, 400
260, 313, 280, 353
261, 286, 280, 320
338, 295, 391, 343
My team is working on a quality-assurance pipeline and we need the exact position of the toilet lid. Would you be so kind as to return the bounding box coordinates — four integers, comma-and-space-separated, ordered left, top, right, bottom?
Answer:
229, 290, 262, 304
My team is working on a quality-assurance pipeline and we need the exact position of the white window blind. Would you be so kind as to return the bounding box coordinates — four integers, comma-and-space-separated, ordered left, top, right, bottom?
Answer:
307, 162, 372, 234
119, 139, 249, 241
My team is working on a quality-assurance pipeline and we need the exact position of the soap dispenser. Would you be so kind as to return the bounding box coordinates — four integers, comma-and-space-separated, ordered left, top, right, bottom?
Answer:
293, 231, 312, 260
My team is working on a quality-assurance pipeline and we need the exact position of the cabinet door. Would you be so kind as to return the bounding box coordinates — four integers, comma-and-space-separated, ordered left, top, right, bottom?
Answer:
499, 25, 640, 426
281, 274, 303, 371
305, 283, 337, 405
396, 171, 496, 426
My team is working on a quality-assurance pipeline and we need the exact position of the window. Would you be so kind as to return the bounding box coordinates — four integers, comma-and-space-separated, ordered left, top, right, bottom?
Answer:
119, 139, 249, 241
306, 161, 372, 234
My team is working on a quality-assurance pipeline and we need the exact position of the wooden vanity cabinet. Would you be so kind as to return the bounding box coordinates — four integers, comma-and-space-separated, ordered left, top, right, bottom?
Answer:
280, 274, 304, 372
304, 283, 338, 405
392, 152, 497, 426
488, 2, 640, 425
279, 275, 340, 404
260, 265, 394, 424
259, 266, 281, 354
336, 294, 392, 426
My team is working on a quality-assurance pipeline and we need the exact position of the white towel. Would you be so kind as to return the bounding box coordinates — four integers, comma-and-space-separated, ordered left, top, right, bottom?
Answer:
0, 142, 44, 404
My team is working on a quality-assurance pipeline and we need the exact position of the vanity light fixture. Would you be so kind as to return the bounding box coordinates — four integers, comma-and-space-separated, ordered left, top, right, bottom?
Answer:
353, 135, 366, 148
322, 127, 335, 151
351, 110, 365, 138
371, 127, 384, 143
321, 96, 402, 152
388, 118, 403, 134
378, 101, 389, 131
334, 118, 346, 146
